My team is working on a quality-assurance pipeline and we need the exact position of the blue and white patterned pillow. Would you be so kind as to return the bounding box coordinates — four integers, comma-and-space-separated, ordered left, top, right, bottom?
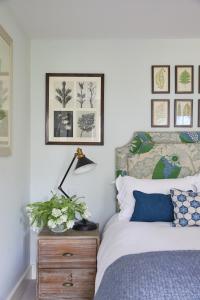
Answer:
170, 189, 200, 227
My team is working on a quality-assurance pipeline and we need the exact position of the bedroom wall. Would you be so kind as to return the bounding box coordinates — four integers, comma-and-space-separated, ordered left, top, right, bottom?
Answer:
30, 38, 200, 264
0, 3, 30, 300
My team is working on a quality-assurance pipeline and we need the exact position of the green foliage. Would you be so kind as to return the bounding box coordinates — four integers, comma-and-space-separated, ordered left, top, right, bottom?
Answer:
56, 81, 72, 108
155, 68, 165, 89
116, 169, 127, 178
130, 132, 154, 154
179, 70, 190, 85
26, 193, 89, 232
0, 109, 6, 121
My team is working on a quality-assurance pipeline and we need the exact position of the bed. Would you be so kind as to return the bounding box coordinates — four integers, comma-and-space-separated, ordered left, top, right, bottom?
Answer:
94, 131, 200, 300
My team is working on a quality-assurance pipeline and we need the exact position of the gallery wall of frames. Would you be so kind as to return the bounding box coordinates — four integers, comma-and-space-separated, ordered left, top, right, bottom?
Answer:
151, 65, 200, 128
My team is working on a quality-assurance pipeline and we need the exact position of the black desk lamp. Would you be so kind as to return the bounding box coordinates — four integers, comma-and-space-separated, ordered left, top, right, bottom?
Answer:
58, 148, 97, 231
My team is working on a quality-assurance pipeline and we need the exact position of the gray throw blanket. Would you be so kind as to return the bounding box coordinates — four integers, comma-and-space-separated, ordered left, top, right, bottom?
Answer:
94, 251, 200, 300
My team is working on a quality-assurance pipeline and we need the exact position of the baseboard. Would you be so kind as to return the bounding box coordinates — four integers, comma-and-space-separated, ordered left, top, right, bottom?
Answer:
6, 265, 32, 300
31, 264, 36, 279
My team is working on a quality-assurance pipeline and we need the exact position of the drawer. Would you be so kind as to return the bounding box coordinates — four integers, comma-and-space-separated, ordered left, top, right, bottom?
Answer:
38, 268, 96, 299
38, 239, 97, 268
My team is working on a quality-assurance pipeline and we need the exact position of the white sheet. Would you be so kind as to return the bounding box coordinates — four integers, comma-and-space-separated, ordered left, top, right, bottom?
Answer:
95, 214, 200, 292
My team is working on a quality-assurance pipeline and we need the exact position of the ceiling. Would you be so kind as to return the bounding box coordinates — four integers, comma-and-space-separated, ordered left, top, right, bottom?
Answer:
4, 0, 200, 39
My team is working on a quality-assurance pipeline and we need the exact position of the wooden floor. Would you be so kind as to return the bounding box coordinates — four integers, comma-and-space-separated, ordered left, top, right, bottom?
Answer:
21, 280, 36, 300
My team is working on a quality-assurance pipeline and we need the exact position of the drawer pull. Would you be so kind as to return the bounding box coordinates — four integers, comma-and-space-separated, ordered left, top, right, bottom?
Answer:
62, 282, 73, 287
62, 252, 73, 257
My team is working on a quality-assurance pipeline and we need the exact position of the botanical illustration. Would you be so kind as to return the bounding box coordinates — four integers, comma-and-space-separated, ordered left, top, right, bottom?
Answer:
55, 81, 72, 108
151, 100, 169, 127
179, 70, 191, 87
77, 112, 95, 137
77, 82, 86, 108
176, 66, 193, 93
76, 81, 97, 108
155, 68, 165, 89
152, 66, 170, 93
175, 100, 192, 127
46, 74, 103, 144
88, 81, 96, 108
54, 111, 73, 137
0, 26, 12, 156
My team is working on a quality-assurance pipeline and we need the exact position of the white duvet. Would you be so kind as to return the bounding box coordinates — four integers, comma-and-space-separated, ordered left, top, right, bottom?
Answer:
95, 214, 200, 292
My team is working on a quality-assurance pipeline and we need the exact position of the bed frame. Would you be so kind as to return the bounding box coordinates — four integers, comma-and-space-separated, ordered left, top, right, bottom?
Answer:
116, 131, 200, 180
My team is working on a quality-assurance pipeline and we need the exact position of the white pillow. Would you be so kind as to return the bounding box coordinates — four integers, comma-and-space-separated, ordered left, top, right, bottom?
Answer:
116, 174, 200, 221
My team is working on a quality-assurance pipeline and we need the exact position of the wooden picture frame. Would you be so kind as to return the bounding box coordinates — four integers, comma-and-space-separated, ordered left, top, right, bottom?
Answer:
0, 25, 13, 156
175, 65, 194, 94
198, 66, 200, 93
151, 99, 170, 127
45, 73, 104, 145
198, 100, 200, 127
174, 99, 193, 127
151, 65, 170, 94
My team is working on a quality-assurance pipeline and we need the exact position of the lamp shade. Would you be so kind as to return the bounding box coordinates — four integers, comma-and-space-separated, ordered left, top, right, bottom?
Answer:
74, 156, 96, 174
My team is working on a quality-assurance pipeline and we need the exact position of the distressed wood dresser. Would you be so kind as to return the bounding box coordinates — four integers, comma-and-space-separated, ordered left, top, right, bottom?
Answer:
37, 227, 100, 300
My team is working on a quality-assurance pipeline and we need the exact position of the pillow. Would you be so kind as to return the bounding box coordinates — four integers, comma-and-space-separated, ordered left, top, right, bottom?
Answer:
170, 189, 200, 227
130, 191, 174, 222
116, 174, 200, 220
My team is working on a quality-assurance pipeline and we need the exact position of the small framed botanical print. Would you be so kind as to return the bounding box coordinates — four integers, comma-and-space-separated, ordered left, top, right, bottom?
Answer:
151, 65, 170, 94
174, 99, 193, 127
175, 65, 194, 94
151, 99, 170, 127
45, 73, 104, 145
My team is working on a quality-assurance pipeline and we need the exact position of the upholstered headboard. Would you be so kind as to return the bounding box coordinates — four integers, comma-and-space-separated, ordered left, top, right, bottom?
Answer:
116, 132, 200, 180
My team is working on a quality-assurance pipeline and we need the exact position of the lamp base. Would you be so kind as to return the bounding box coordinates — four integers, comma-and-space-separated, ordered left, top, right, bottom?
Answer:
73, 219, 97, 231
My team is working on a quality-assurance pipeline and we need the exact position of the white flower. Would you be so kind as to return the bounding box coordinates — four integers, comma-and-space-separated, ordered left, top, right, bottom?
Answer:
83, 209, 91, 219
66, 220, 75, 229
60, 214, 67, 223
26, 206, 33, 213
56, 217, 64, 225
48, 219, 57, 229
31, 221, 41, 233
61, 207, 67, 212
52, 208, 62, 217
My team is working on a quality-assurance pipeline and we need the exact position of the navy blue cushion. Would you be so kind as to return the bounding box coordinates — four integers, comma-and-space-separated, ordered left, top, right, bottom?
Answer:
130, 190, 174, 222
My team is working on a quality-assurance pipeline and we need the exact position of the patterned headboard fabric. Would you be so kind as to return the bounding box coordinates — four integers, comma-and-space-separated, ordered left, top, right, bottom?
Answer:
116, 132, 200, 180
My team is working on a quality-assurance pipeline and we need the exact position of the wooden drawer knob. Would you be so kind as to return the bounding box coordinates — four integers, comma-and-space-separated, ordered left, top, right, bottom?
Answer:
62, 282, 73, 287
62, 252, 73, 257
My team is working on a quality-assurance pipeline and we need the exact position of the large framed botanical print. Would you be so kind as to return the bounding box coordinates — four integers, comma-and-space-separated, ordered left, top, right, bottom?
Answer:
0, 25, 12, 156
45, 73, 104, 145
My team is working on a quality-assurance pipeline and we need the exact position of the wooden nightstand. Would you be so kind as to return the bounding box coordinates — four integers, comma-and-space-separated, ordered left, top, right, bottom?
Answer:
37, 226, 100, 300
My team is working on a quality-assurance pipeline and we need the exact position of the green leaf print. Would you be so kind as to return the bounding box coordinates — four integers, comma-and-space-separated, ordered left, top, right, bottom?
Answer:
179, 70, 190, 85
152, 156, 181, 179
155, 68, 165, 89
130, 132, 154, 154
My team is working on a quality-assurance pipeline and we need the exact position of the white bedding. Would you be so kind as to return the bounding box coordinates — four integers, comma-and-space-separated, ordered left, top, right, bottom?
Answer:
95, 214, 200, 292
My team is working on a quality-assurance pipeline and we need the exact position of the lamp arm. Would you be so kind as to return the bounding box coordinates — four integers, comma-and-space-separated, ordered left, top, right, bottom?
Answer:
58, 154, 77, 198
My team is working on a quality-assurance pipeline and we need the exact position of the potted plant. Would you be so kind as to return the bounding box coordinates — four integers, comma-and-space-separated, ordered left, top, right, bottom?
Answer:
26, 193, 90, 233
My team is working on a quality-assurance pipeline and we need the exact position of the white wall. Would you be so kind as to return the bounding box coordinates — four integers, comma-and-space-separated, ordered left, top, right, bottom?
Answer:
0, 3, 30, 300
30, 38, 200, 264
